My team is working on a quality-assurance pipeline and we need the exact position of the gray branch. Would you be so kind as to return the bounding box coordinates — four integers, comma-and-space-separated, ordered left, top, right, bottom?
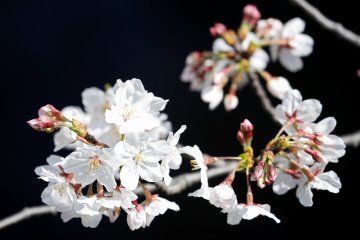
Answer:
0, 205, 56, 230
341, 130, 360, 148
290, 0, 360, 48
249, 72, 277, 121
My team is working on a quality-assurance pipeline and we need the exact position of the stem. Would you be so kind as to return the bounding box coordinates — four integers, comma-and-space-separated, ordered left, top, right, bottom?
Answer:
205, 156, 240, 165
246, 171, 253, 205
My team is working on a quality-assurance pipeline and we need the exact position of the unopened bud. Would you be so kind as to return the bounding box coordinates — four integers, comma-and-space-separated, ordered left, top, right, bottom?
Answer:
38, 104, 62, 119
27, 116, 58, 132
237, 131, 244, 145
210, 23, 227, 37
243, 4, 261, 27
240, 119, 254, 139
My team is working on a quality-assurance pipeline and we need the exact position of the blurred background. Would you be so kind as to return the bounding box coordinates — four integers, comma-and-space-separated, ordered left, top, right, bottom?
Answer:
2, 0, 359, 238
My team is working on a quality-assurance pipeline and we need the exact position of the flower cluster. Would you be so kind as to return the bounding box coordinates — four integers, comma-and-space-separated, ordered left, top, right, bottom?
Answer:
28, 79, 184, 229
181, 4, 313, 111
181, 89, 344, 225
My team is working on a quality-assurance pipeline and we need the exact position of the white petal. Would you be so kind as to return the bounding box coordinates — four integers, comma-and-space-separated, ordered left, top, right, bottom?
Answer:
279, 49, 303, 72
267, 77, 292, 99
283, 18, 305, 37
249, 48, 269, 71
227, 205, 246, 225
53, 128, 77, 152
282, 89, 302, 115
120, 164, 140, 190
212, 38, 233, 53
289, 34, 314, 57
297, 99, 322, 123
201, 86, 224, 110
296, 182, 313, 207
315, 117, 336, 135
139, 161, 163, 182
272, 173, 297, 195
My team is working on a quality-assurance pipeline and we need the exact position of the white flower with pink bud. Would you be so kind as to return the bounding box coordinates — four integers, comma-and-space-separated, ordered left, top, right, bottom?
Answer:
98, 188, 138, 213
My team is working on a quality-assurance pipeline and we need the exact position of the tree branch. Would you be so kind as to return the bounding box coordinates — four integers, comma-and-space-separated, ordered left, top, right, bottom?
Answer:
340, 130, 360, 148
249, 72, 277, 121
290, 0, 360, 48
0, 205, 56, 230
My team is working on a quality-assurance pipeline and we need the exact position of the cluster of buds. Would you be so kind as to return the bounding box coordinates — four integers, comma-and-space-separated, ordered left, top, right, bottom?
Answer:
182, 89, 344, 226
181, 4, 313, 111
28, 79, 186, 229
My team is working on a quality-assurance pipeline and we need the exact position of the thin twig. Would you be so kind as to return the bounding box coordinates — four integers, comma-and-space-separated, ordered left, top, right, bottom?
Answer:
249, 72, 277, 120
290, 0, 360, 48
340, 130, 360, 148
0, 205, 56, 230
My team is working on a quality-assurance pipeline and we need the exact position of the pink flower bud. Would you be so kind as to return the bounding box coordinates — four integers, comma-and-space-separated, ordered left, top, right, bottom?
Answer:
305, 148, 326, 163
268, 164, 277, 182
27, 116, 56, 132
236, 130, 244, 145
38, 104, 62, 119
243, 4, 261, 27
209, 23, 227, 37
240, 119, 254, 139
253, 161, 264, 180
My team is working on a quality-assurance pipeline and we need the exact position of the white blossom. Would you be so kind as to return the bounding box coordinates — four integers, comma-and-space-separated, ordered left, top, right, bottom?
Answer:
271, 18, 314, 72
145, 196, 180, 226
161, 125, 187, 185
148, 113, 173, 140
114, 132, 169, 190
127, 205, 147, 231
98, 188, 137, 213
35, 155, 66, 183
296, 163, 341, 207
105, 79, 168, 134
209, 184, 237, 212
267, 77, 292, 99
275, 89, 322, 133
61, 196, 103, 228
227, 204, 280, 225
179, 145, 211, 199
41, 182, 77, 212
63, 147, 121, 191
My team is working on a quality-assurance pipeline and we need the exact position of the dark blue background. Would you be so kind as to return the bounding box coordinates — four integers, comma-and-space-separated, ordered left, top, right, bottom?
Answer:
1, 0, 358, 238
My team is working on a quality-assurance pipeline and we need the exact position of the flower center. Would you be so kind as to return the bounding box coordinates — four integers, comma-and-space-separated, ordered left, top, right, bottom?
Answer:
123, 106, 136, 121
133, 153, 143, 163
53, 184, 65, 197
89, 156, 100, 172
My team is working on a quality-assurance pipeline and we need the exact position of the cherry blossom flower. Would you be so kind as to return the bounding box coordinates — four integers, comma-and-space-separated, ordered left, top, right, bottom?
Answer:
98, 188, 137, 213
145, 196, 180, 226
209, 184, 237, 212
161, 125, 187, 185
179, 145, 211, 199
271, 18, 314, 72
61, 196, 103, 228
105, 78, 168, 134
227, 204, 280, 225
296, 163, 341, 207
41, 182, 77, 212
63, 146, 121, 191
275, 89, 322, 133
114, 132, 169, 190
127, 203, 147, 231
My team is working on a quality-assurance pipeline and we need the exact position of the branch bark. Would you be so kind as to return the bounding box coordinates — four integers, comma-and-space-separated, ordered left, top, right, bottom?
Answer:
249, 72, 277, 121
341, 130, 360, 148
290, 0, 360, 48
